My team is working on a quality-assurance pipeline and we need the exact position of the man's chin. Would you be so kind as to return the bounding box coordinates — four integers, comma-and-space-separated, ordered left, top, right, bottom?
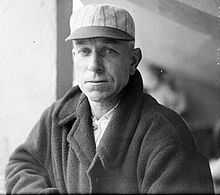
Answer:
87, 94, 107, 103
83, 87, 109, 99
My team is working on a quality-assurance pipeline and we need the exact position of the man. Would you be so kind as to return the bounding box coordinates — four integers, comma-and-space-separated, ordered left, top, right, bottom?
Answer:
5, 4, 214, 194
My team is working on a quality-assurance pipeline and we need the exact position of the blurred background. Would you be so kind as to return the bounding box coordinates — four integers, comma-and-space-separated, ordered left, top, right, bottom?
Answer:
0, 0, 220, 193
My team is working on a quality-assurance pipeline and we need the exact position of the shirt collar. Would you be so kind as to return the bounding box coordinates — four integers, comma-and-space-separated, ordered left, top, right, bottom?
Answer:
91, 101, 120, 131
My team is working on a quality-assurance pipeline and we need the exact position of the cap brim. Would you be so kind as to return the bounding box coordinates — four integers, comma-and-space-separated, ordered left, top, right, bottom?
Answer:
65, 26, 134, 41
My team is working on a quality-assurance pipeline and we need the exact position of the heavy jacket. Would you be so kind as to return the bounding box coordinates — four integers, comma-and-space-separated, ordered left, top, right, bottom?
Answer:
5, 71, 214, 194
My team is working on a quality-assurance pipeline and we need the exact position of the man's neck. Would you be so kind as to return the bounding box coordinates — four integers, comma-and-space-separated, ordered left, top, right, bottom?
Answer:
89, 98, 120, 120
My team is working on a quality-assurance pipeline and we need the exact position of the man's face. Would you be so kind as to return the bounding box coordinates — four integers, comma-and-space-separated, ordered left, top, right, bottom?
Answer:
72, 37, 137, 103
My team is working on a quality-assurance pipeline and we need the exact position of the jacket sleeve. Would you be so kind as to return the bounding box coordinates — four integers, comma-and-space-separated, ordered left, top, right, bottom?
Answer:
5, 106, 59, 194
138, 141, 214, 193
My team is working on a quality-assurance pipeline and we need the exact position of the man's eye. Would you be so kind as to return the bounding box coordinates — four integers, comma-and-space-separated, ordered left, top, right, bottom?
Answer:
78, 48, 91, 56
102, 48, 118, 56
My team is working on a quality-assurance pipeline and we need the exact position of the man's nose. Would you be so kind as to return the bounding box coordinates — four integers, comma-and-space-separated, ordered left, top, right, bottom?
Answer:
87, 51, 104, 73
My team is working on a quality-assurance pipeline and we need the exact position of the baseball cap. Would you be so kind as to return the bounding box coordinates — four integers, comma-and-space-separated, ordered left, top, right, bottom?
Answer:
65, 4, 135, 41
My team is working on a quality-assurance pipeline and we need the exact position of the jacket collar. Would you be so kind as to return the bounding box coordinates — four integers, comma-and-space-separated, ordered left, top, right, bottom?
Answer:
55, 86, 81, 126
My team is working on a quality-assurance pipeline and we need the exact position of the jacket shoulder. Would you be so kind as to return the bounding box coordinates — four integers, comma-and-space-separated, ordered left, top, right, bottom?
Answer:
140, 93, 196, 151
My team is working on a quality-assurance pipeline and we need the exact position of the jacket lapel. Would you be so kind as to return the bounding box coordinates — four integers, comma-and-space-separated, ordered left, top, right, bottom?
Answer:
67, 94, 96, 165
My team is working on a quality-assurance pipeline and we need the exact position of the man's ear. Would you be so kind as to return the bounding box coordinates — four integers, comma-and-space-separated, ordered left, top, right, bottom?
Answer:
72, 41, 76, 56
72, 49, 75, 56
72, 48, 76, 56
129, 48, 142, 75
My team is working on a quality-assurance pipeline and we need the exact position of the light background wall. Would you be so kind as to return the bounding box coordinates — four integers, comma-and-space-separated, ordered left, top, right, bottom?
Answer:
0, 0, 57, 192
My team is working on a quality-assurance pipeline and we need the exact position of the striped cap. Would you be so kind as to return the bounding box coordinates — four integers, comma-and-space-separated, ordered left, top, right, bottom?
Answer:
65, 4, 135, 41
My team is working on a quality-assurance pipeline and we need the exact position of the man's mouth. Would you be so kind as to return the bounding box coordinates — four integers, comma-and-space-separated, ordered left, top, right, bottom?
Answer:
86, 80, 107, 83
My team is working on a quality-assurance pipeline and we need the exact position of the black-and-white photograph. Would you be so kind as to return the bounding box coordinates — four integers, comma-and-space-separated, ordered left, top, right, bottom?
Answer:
1, 0, 220, 193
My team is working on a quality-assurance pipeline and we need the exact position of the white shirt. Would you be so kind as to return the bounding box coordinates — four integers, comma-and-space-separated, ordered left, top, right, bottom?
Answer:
92, 103, 119, 147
